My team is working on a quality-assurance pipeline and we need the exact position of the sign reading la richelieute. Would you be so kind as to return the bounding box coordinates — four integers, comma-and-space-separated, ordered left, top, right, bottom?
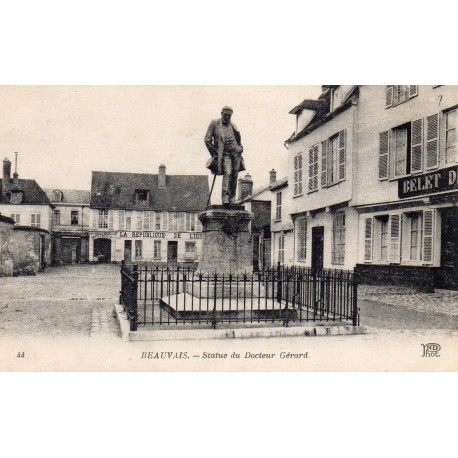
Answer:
398, 164, 458, 199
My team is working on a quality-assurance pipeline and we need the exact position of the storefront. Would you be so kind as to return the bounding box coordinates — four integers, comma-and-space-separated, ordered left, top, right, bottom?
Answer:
355, 165, 458, 290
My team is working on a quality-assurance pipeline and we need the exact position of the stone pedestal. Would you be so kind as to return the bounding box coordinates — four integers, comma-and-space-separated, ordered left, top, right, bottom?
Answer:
197, 205, 254, 276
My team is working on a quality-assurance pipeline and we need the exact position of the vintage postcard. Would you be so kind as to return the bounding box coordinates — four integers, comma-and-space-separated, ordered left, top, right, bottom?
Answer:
0, 85, 457, 371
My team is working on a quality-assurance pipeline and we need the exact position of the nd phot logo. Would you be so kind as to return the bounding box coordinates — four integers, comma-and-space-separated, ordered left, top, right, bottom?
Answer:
421, 343, 441, 357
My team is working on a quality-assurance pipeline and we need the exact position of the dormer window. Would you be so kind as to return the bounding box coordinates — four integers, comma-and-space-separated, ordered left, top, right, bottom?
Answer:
10, 189, 24, 204
53, 190, 63, 202
135, 189, 150, 206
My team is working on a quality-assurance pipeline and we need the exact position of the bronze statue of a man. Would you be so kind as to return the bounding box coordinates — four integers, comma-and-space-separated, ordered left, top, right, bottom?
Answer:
205, 106, 245, 205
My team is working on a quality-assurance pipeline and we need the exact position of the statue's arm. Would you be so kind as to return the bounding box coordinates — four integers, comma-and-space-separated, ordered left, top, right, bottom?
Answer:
204, 121, 217, 156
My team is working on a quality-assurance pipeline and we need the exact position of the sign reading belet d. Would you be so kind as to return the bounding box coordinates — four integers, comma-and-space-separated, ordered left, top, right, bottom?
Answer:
398, 165, 458, 199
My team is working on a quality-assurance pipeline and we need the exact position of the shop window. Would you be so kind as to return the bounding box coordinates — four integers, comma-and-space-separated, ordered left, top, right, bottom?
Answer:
408, 212, 423, 261
293, 152, 303, 196
98, 209, 108, 229
53, 210, 61, 226
135, 240, 142, 259
71, 211, 79, 225
385, 85, 418, 108
31, 213, 41, 228
368, 215, 401, 263
154, 240, 161, 259
321, 130, 346, 187
275, 192, 282, 221
185, 241, 197, 259
332, 212, 345, 265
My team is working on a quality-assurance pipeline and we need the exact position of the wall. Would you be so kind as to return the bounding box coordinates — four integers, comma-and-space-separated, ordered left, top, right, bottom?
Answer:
52, 205, 90, 232
288, 105, 355, 214
1, 204, 52, 231
294, 206, 359, 270
0, 218, 14, 276
12, 227, 51, 275
354, 85, 458, 206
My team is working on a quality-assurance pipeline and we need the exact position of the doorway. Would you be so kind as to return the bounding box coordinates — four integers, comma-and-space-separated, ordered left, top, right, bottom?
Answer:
93, 238, 112, 263
437, 207, 458, 289
124, 240, 132, 264
167, 241, 178, 268
311, 226, 324, 272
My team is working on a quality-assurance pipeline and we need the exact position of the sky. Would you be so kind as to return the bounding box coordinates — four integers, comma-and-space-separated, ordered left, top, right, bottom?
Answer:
0, 86, 321, 200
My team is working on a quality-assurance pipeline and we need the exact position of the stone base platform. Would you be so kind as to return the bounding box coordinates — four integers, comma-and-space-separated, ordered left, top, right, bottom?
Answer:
160, 293, 297, 321
185, 281, 266, 298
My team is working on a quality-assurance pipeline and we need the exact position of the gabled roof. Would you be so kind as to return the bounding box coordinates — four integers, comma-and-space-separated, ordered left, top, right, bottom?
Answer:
43, 188, 90, 205
286, 86, 359, 144
270, 177, 288, 191
0, 179, 52, 206
90, 171, 210, 211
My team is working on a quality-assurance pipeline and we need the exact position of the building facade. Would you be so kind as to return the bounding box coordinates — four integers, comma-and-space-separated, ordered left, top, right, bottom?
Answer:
0, 214, 14, 276
236, 170, 276, 270
44, 188, 91, 264
0, 157, 53, 273
88, 165, 209, 266
284, 85, 458, 289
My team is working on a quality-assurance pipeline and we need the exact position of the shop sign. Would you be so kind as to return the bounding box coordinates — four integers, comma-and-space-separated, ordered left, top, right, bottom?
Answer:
398, 165, 458, 199
117, 231, 203, 240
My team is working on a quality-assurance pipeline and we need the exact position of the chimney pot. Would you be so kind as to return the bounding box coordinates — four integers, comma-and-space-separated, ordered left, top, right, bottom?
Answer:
158, 164, 166, 188
269, 169, 277, 184
237, 173, 253, 201
2, 157, 12, 195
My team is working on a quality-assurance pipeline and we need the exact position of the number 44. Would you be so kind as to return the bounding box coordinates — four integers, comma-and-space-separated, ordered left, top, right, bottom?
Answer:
17, 352, 25, 358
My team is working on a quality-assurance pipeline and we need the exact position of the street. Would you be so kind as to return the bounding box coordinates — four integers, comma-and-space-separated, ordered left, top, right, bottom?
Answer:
0, 264, 457, 371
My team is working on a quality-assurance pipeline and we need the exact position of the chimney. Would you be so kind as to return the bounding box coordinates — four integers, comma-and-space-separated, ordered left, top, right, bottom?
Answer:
238, 173, 253, 201
158, 164, 166, 188
269, 169, 277, 184
13, 152, 19, 186
2, 157, 11, 194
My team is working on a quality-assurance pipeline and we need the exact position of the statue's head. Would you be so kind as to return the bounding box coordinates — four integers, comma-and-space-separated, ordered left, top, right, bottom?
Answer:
221, 106, 233, 125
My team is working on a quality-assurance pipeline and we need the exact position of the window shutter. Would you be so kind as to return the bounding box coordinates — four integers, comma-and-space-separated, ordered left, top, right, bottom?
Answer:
379, 131, 390, 179
338, 130, 346, 180
426, 113, 439, 169
411, 118, 423, 173
364, 218, 373, 261
108, 211, 113, 230
90, 211, 96, 229
422, 210, 434, 263
321, 140, 328, 187
294, 155, 298, 195
385, 86, 394, 108
409, 85, 418, 98
118, 210, 125, 230
308, 145, 318, 192
136, 212, 142, 230
389, 215, 401, 263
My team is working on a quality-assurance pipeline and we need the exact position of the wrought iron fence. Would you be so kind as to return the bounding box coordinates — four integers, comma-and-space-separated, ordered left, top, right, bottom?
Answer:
119, 263, 359, 331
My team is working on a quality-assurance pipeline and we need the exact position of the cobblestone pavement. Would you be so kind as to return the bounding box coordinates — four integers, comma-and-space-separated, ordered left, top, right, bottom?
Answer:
1, 265, 457, 341
359, 285, 458, 317
0, 264, 121, 339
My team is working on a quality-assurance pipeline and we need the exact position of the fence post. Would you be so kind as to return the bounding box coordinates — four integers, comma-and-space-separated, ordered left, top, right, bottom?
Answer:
352, 278, 358, 326
276, 262, 282, 303
131, 264, 139, 331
